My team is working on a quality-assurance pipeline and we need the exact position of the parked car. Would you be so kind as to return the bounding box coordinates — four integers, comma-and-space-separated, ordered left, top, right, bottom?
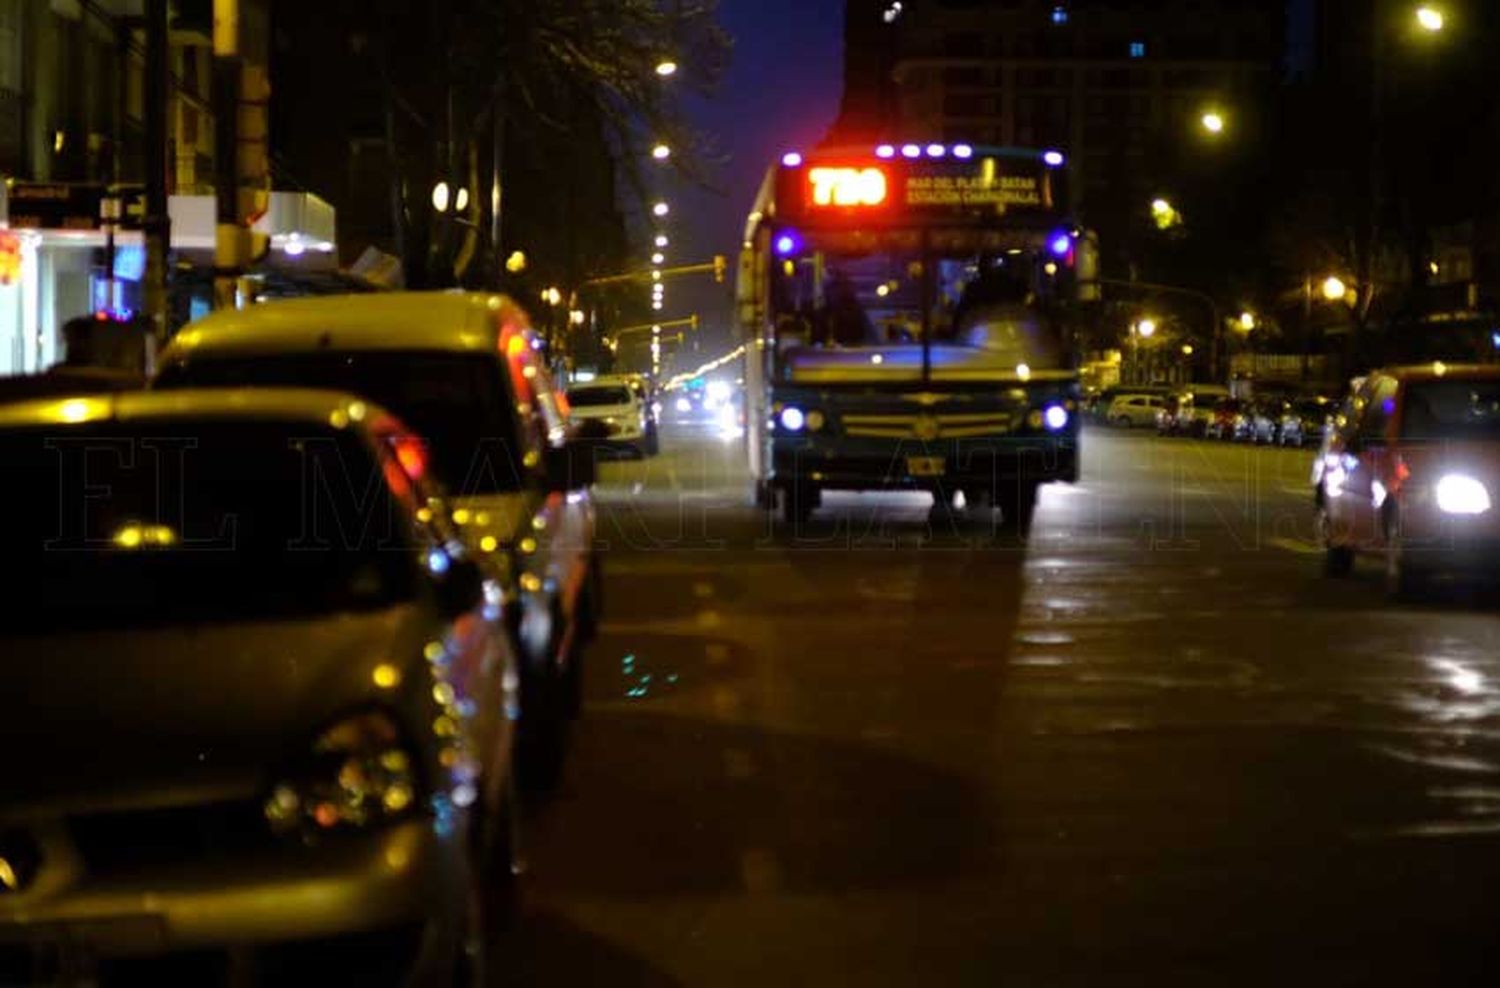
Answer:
1204, 398, 1247, 440
156, 292, 600, 789
0, 388, 518, 983
1279, 396, 1336, 447
1244, 397, 1288, 445
1316, 365, 1500, 595
1106, 392, 1167, 428
567, 375, 653, 457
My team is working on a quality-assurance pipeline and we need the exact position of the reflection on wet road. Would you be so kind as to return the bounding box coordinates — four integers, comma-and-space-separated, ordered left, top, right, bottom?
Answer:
503, 425, 1500, 987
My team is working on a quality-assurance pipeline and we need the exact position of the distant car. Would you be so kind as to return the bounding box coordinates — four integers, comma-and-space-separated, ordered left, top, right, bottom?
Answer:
0, 389, 518, 983
622, 373, 661, 454
1279, 396, 1335, 447
567, 375, 652, 457
1106, 392, 1167, 428
1244, 397, 1288, 444
1204, 398, 1246, 440
157, 293, 600, 790
1316, 365, 1500, 595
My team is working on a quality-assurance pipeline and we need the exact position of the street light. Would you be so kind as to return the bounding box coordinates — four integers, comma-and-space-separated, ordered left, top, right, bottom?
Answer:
1151, 197, 1182, 231
1239, 311, 1257, 331
651, 252, 665, 265
651, 144, 672, 161
1322, 275, 1348, 302
652, 201, 670, 218
1136, 318, 1158, 338
431, 182, 451, 212
654, 234, 669, 248
454, 187, 470, 212
1182, 344, 1195, 356
655, 60, 678, 77
1415, 5, 1445, 32
505, 250, 528, 274
1200, 111, 1226, 135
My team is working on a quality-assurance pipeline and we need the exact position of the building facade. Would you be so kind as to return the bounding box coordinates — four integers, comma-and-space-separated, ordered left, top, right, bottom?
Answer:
874, 1, 1281, 220
0, 0, 334, 375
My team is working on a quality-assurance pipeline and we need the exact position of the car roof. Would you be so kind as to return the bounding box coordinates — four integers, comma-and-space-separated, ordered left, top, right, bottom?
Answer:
1380, 363, 1500, 384
0, 387, 402, 433
161, 292, 530, 364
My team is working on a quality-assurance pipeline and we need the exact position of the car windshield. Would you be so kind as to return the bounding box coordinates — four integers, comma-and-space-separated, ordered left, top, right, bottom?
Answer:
157, 351, 525, 494
1401, 379, 1500, 440
568, 386, 632, 407
0, 420, 418, 630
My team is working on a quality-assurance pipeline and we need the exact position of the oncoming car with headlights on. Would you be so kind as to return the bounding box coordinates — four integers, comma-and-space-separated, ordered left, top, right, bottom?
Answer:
565, 376, 652, 458
0, 389, 520, 985
1316, 364, 1500, 595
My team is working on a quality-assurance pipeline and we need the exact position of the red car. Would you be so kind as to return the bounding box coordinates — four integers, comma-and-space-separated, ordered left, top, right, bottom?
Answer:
1316, 364, 1500, 595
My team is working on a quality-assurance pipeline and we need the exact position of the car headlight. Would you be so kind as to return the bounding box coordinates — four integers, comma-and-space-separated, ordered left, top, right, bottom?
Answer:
779, 406, 806, 432
676, 397, 691, 413
1436, 474, 1492, 516
264, 710, 421, 838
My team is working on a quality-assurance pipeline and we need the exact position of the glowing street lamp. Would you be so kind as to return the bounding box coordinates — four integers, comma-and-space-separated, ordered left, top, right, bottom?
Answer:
652, 201, 670, 218
655, 60, 678, 77
654, 234, 669, 248
431, 182, 451, 212
651, 144, 672, 161
651, 252, 665, 265
1322, 276, 1348, 302
1415, 5, 1445, 32
1200, 111, 1226, 136
1239, 311, 1257, 331
1135, 318, 1158, 339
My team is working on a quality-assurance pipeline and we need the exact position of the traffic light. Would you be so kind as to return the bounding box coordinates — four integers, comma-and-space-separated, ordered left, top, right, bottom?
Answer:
713, 254, 727, 284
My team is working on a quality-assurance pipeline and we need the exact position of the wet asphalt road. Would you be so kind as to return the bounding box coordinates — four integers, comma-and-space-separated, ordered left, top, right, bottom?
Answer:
502, 422, 1500, 987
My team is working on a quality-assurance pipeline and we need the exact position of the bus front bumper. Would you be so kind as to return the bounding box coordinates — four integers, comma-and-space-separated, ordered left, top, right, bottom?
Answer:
771, 435, 1080, 492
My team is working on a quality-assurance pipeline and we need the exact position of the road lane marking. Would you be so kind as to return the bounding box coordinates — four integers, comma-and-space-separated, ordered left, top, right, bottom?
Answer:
1268, 537, 1321, 556
740, 848, 782, 894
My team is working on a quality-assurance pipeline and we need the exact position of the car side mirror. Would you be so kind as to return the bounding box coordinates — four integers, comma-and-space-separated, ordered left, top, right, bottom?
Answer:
546, 439, 597, 492
436, 557, 485, 619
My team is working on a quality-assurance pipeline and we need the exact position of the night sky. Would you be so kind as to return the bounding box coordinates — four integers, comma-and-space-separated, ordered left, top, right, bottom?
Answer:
662, 0, 845, 362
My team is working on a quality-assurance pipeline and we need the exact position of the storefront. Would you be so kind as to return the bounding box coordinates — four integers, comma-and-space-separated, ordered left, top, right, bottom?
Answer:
0, 183, 337, 376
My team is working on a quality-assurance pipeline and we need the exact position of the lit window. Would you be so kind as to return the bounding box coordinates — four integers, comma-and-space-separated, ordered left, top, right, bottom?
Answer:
1129, 41, 1146, 58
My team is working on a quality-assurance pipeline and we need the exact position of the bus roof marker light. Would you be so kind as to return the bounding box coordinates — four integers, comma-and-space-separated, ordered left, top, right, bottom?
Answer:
782, 151, 804, 167
901, 144, 921, 159
953, 144, 974, 159
1043, 150, 1066, 167
876, 144, 896, 159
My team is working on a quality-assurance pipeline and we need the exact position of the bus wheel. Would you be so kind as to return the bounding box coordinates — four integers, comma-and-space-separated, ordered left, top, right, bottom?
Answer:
998, 483, 1038, 535
781, 483, 816, 527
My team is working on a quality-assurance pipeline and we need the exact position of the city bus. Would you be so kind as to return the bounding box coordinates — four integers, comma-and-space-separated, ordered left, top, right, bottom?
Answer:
737, 142, 1092, 528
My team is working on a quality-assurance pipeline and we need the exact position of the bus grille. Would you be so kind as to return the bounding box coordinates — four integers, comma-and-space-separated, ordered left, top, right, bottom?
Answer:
840, 412, 1016, 440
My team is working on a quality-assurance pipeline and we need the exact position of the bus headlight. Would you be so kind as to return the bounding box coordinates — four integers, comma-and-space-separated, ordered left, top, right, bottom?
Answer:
1043, 405, 1070, 432
1436, 474, 1492, 515
779, 407, 806, 432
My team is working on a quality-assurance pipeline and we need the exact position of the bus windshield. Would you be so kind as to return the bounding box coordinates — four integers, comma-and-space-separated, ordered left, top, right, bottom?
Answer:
771, 234, 1070, 379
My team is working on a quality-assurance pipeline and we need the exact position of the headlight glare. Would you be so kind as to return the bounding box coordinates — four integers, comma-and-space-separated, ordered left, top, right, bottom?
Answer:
1043, 405, 1070, 431
265, 710, 421, 838
779, 406, 806, 432
1436, 474, 1492, 515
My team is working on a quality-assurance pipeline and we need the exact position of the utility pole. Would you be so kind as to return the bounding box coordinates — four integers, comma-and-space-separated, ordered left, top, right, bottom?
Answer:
213, 0, 246, 310
143, 0, 171, 346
